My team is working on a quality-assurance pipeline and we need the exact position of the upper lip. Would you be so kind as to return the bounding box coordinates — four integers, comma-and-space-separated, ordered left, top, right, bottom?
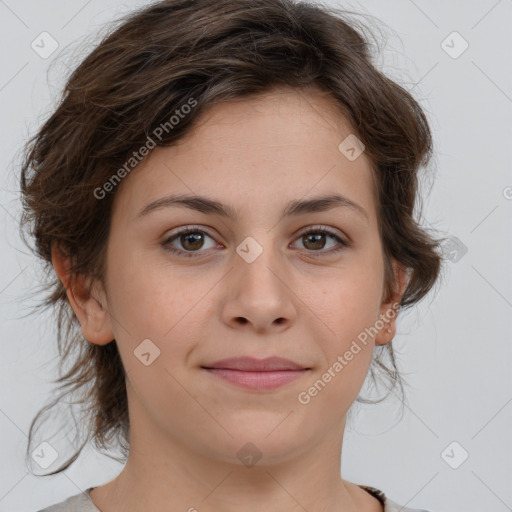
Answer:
202, 356, 309, 371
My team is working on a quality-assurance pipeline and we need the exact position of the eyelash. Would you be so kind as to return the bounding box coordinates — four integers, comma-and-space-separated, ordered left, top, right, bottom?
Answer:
162, 225, 350, 259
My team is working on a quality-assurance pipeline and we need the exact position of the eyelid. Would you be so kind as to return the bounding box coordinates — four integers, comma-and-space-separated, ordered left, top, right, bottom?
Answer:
296, 224, 347, 241
162, 225, 219, 246
292, 225, 349, 254
162, 224, 350, 257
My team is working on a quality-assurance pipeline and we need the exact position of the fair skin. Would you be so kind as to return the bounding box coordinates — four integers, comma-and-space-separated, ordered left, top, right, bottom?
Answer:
52, 86, 407, 512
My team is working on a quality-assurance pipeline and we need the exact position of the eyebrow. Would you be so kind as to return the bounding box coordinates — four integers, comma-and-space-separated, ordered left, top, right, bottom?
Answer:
136, 193, 369, 223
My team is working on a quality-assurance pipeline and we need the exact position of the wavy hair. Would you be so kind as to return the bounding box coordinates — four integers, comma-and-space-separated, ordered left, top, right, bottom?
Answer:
19, 0, 444, 475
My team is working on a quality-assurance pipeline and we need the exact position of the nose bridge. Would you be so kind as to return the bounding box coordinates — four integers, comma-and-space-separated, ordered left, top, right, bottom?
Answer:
222, 231, 296, 330
235, 231, 285, 293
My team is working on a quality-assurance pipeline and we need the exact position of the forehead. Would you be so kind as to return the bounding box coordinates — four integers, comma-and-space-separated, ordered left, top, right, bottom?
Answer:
177, 86, 358, 153
111, 87, 378, 226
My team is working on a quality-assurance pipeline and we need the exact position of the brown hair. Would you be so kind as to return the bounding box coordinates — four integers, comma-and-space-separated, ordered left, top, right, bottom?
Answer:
19, 0, 444, 475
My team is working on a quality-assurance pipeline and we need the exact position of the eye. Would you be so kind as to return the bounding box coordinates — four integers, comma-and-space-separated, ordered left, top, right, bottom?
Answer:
162, 225, 350, 259
162, 226, 219, 258
291, 226, 349, 255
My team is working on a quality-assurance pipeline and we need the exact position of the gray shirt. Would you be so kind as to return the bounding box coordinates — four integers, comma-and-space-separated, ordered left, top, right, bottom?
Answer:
37, 485, 432, 512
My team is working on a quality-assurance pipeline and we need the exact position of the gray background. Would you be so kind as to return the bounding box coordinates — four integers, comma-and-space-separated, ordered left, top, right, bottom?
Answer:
0, 1, 511, 511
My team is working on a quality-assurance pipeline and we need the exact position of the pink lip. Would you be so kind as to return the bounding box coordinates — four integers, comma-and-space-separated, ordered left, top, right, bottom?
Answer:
201, 357, 310, 391
204, 368, 307, 390
203, 356, 308, 371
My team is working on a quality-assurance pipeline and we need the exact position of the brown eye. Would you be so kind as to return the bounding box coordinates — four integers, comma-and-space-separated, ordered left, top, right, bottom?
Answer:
302, 232, 328, 250
180, 232, 205, 251
293, 227, 349, 255
162, 227, 218, 258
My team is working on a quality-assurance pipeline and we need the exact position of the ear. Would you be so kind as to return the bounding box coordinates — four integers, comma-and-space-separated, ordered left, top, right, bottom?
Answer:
51, 243, 115, 345
374, 260, 409, 346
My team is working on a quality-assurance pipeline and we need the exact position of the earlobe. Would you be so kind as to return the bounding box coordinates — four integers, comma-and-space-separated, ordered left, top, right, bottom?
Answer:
375, 260, 409, 346
51, 243, 115, 345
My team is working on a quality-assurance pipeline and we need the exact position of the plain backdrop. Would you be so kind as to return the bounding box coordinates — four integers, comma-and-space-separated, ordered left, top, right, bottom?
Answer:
0, 1, 511, 511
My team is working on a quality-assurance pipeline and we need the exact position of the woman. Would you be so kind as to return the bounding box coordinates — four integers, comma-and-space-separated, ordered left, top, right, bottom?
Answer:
19, 0, 442, 510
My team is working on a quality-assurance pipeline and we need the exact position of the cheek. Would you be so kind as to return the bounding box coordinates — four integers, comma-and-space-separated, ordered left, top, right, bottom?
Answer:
300, 306, 377, 425
106, 255, 215, 378
310, 257, 383, 385
313, 261, 383, 336
106, 248, 196, 335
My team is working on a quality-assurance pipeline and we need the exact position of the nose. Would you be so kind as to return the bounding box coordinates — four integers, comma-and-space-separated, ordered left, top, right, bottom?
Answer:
220, 243, 297, 334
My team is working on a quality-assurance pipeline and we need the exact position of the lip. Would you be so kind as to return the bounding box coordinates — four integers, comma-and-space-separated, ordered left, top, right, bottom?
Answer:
201, 357, 310, 391
202, 356, 308, 371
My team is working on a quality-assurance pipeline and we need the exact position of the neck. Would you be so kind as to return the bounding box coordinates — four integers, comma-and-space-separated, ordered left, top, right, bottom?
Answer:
89, 389, 381, 512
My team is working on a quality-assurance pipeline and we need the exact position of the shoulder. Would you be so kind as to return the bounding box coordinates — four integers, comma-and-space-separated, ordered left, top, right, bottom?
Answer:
385, 496, 433, 512
359, 484, 432, 512
36, 485, 434, 512
36, 488, 99, 512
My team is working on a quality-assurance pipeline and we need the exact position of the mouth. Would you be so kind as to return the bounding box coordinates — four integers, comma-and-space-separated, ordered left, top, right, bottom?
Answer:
202, 356, 309, 371
201, 356, 311, 391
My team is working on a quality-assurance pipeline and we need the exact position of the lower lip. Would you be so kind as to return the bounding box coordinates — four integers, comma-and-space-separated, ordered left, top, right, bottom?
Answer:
203, 368, 308, 390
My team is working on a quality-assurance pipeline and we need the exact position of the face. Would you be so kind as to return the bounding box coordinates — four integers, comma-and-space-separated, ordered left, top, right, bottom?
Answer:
61, 87, 403, 466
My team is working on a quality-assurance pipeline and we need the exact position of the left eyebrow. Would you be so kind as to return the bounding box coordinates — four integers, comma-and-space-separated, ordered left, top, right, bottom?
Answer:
136, 193, 369, 223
